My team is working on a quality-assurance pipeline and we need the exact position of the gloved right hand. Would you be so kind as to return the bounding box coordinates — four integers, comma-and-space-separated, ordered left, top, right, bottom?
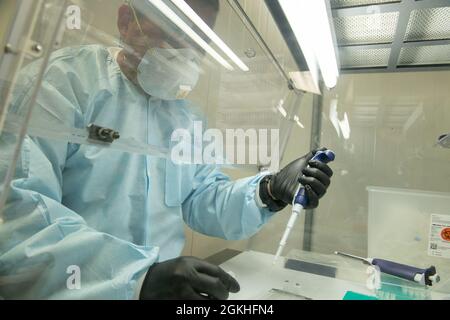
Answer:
140, 257, 240, 300
259, 148, 333, 212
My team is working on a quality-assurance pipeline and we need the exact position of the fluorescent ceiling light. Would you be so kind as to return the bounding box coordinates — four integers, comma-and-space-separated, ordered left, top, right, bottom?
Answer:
278, 0, 339, 89
339, 112, 351, 140
276, 100, 287, 118
329, 99, 341, 137
330, 99, 351, 140
170, 0, 250, 72
277, 106, 287, 118
147, 0, 234, 71
293, 115, 305, 129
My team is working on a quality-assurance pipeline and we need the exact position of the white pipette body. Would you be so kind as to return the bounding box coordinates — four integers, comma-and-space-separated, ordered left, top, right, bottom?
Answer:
273, 203, 303, 263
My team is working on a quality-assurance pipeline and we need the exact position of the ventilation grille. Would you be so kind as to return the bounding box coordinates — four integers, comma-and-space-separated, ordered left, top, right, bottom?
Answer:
333, 1, 450, 71
340, 47, 391, 68
399, 45, 450, 66
405, 7, 450, 41
335, 12, 399, 45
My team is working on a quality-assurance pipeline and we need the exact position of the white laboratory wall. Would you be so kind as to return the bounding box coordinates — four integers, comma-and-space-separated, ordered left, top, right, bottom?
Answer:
245, 71, 450, 263
311, 71, 450, 258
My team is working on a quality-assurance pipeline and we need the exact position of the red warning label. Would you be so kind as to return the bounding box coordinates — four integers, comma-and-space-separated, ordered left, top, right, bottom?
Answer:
429, 214, 450, 259
441, 228, 450, 242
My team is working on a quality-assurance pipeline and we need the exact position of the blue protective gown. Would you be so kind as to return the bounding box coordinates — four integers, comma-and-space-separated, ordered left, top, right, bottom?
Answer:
0, 45, 274, 299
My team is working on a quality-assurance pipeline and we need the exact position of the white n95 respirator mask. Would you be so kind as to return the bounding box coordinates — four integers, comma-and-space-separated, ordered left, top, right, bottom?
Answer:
137, 48, 200, 100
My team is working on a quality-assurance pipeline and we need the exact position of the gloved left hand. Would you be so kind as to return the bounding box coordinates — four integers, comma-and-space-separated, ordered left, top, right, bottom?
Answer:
140, 257, 240, 300
259, 148, 333, 212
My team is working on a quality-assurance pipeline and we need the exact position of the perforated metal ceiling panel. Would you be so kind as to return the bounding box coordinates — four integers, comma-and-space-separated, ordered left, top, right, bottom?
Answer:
334, 12, 399, 45
332, 0, 450, 72
268, 0, 449, 73
399, 44, 450, 65
331, 0, 400, 9
405, 7, 450, 41
340, 47, 391, 67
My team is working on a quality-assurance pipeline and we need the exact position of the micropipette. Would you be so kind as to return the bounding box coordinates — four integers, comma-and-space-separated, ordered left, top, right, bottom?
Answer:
273, 150, 336, 263
335, 251, 440, 286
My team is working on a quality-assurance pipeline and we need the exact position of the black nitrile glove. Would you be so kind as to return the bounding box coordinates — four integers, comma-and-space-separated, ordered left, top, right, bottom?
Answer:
140, 257, 240, 300
259, 148, 333, 212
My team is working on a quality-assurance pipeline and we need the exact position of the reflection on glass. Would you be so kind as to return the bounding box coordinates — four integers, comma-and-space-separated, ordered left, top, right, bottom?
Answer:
310, 72, 450, 294
0, 0, 297, 300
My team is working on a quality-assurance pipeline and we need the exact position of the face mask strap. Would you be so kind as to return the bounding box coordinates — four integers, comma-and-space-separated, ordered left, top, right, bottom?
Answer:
125, 0, 152, 48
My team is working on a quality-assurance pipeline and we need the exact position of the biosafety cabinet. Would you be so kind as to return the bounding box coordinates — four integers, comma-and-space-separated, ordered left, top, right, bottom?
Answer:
0, 0, 450, 300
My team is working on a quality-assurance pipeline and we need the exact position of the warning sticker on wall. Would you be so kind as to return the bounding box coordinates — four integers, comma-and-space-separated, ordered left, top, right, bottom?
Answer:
428, 214, 450, 259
